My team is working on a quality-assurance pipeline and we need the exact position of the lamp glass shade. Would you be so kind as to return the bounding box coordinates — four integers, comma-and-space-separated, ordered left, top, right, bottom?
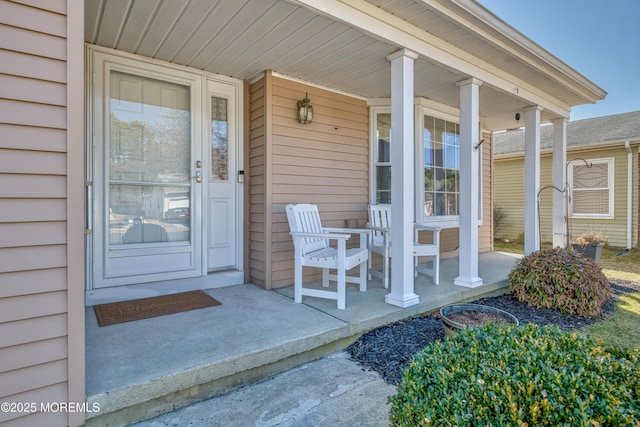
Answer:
297, 96, 313, 124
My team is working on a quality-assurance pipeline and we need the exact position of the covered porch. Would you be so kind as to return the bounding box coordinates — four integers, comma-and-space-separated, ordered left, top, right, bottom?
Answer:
85, 251, 519, 426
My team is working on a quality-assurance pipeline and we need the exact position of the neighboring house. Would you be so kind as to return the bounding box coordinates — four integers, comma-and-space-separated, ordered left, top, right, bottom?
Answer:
0, 0, 605, 425
494, 111, 640, 249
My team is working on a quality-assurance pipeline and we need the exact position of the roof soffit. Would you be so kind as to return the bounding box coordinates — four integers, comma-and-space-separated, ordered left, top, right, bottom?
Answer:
291, 0, 575, 117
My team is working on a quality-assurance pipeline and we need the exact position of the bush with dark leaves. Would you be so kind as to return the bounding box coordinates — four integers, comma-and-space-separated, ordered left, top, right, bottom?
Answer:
508, 247, 611, 318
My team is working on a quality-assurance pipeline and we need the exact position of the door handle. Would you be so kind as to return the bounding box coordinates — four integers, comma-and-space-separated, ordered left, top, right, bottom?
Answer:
194, 171, 202, 183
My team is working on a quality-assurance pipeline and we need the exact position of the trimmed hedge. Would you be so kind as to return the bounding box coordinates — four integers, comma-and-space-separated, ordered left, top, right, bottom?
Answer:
389, 323, 640, 426
508, 247, 611, 317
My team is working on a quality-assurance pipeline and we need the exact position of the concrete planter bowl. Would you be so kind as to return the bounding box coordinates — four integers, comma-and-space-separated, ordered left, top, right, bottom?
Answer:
571, 243, 603, 262
439, 303, 519, 336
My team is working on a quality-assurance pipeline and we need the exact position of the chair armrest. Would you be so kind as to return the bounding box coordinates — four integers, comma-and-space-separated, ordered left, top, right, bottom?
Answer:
366, 225, 390, 233
323, 227, 370, 235
289, 231, 350, 240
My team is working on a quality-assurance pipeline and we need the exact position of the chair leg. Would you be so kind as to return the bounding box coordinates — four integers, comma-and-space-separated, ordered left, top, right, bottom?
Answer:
433, 254, 440, 285
359, 260, 367, 292
322, 268, 329, 287
294, 256, 302, 304
382, 253, 389, 289
368, 252, 372, 280
337, 241, 346, 309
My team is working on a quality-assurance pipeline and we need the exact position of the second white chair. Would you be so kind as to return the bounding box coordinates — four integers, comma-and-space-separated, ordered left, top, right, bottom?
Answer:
368, 204, 441, 289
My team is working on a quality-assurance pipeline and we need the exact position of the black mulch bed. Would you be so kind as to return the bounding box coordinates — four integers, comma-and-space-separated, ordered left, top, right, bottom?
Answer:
346, 279, 640, 385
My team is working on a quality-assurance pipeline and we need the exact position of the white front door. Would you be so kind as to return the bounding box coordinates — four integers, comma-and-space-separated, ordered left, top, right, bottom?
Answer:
91, 51, 204, 288
207, 79, 240, 271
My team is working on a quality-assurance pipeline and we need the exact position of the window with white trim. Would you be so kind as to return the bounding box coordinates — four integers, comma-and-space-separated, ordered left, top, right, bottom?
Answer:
422, 115, 460, 217
373, 112, 391, 204
370, 102, 482, 227
569, 158, 614, 218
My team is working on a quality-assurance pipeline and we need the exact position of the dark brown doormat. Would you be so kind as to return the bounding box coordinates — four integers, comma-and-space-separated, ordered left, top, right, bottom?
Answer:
94, 290, 221, 327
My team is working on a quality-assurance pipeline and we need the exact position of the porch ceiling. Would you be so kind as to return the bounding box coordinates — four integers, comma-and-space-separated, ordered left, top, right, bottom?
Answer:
84, 0, 605, 131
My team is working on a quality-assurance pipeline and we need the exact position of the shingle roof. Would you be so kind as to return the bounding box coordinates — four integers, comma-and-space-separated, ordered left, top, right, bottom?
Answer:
493, 110, 640, 156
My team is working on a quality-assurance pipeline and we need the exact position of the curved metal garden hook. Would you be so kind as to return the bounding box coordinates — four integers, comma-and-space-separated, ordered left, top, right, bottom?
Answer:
535, 158, 592, 249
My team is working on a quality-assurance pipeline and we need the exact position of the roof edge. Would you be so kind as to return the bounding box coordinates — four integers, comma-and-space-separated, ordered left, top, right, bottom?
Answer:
446, 0, 607, 104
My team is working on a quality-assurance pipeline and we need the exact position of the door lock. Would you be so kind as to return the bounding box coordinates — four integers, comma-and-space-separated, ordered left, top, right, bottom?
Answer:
195, 160, 202, 168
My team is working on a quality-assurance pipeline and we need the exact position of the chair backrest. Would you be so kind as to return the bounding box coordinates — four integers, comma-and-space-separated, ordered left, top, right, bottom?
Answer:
369, 204, 391, 246
285, 204, 328, 254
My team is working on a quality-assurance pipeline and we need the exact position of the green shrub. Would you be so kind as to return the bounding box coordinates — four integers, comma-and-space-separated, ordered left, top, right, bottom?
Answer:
508, 247, 611, 317
389, 323, 640, 426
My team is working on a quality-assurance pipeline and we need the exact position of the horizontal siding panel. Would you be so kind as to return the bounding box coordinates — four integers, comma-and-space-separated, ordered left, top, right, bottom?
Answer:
272, 154, 367, 171
0, 149, 66, 175
272, 194, 368, 204
0, 99, 66, 129
2, 407, 67, 426
0, 222, 66, 248
0, 1, 66, 37
272, 104, 368, 132
272, 184, 366, 196
0, 290, 67, 323
0, 74, 66, 106
0, 50, 66, 83
0, 174, 66, 198
0, 313, 67, 348
13, 0, 66, 14
0, 24, 65, 61
0, 268, 67, 298
0, 245, 67, 273
0, 337, 67, 373
272, 174, 368, 188
274, 164, 366, 180
0, 199, 66, 223
272, 124, 367, 146
0, 383, 68, 425
274, 134, 368, 155
0, 123, 66, 152
0, 359, 67, 398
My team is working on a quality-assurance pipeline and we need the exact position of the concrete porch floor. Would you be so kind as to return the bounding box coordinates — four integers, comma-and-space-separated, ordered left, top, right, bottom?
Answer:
85, 251, 520, 426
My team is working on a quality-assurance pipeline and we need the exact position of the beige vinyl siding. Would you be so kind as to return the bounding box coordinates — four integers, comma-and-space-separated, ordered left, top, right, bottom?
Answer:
494, 144, 639, 248
248, 73, 369, 289
248, 76, 268, 286
0, 1, 85, 426
271, 77, 369, 287
479, 131, 493, 253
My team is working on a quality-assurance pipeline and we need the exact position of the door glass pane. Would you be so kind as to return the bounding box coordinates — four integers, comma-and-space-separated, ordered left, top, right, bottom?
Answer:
109, 71, 191, 244
211, 97, 229, 181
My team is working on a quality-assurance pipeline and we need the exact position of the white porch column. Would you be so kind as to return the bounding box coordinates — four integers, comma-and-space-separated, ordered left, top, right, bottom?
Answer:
524, 106, 543, 255
385, 48, 419, 308
552, 118, 568, 248
454, 78, 483, 288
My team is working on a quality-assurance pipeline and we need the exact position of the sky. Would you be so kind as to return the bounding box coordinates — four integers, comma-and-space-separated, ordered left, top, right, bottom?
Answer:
476, 0, 640, 121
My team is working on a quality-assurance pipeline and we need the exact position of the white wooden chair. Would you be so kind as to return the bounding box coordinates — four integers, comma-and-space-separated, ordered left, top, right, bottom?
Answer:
368, 204, 441, 289
285, 204, 369, 309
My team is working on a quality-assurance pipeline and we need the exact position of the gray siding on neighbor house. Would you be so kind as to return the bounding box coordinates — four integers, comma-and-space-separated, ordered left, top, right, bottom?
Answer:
0, 1, 85, 426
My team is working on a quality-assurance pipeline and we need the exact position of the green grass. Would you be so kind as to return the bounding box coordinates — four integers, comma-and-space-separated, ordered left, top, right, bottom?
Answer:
493, 241, 640, 349
584, 292, 640, 350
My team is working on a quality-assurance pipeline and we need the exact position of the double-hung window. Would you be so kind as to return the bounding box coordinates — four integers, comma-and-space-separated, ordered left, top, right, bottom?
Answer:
568, 158, 614, 218
370, 101, 482, 228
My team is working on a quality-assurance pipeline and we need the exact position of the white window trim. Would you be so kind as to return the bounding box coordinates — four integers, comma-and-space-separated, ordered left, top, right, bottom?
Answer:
568, 157, 615, 219
369, 98, 483, 228
369, 105, 391, 205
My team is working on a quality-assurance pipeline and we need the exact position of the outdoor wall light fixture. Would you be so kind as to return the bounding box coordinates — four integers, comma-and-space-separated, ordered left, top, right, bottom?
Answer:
297, 93, 314, 124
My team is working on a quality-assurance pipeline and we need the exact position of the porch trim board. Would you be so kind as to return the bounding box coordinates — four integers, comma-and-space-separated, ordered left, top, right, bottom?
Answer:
290, 0, 574, 118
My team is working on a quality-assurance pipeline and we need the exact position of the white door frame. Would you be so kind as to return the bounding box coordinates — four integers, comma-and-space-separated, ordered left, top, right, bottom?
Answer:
85, 45, 244, 305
